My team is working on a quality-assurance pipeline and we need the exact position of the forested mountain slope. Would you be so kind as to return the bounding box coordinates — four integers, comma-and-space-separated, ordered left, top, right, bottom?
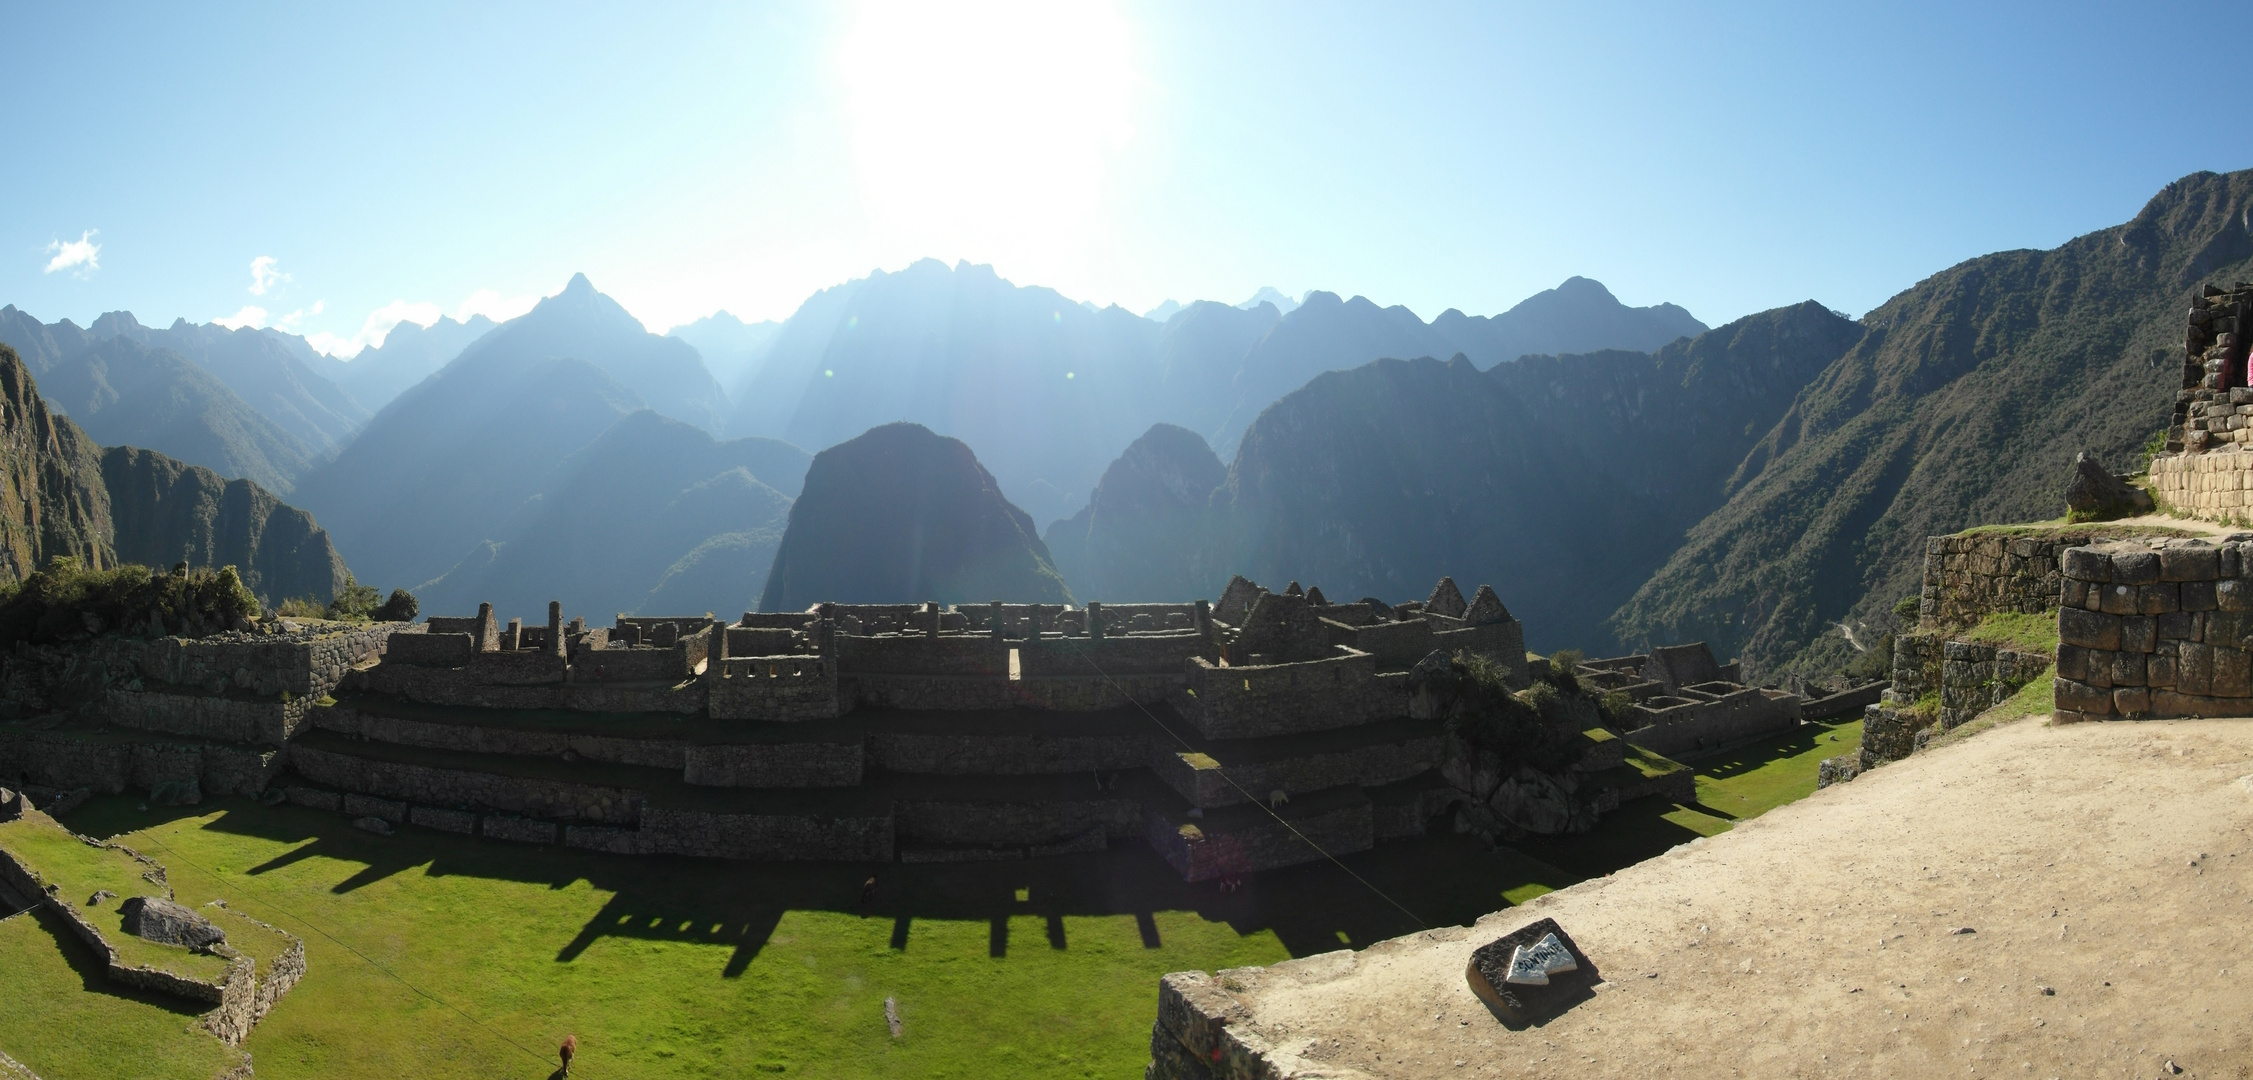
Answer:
1211, 303, 1857, 650
1613, 168, 2253, 674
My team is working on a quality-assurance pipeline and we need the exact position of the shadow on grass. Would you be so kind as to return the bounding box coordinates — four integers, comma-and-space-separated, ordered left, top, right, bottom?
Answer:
27, 905, 211, 1017
77, 795, 1578, 970
1685, 717, 1855, 782
55, 715, 1859, 977
1508, 795, 1721, 882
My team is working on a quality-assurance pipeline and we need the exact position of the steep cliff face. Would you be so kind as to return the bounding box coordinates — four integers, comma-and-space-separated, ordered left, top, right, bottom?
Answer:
100, 446, 350, 605
0, 344, 114, 582
760, 422, 1069, 610
1044, 423, 1227, 602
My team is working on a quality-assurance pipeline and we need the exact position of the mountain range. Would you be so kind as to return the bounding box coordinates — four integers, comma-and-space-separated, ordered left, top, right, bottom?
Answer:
720, 261, 1706, 526
1611, 168, 2253, 673
10, 168, 2243, 668
316, 313, 496, 412
1049, 167, 2253, 674
1045, 302, 1859, 650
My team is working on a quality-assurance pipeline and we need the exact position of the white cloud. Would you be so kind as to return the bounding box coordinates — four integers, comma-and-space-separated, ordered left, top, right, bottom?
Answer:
43, 230, 101, 277
453, 288, 538, 324
213, 305, 269, 330
249, 255, 290, 296
274, 300, 324, 331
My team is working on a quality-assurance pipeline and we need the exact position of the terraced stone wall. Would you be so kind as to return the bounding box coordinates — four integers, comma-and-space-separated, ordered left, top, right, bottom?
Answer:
0, 728, 279, 796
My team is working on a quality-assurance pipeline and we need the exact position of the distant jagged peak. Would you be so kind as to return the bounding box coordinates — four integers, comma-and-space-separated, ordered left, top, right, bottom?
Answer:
1236, 286, 1301, 315
518, 271, 648, 333
88, 310, 150, 339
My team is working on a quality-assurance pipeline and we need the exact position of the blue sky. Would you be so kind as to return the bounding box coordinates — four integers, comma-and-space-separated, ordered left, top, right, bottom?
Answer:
2, 1, 2234, 354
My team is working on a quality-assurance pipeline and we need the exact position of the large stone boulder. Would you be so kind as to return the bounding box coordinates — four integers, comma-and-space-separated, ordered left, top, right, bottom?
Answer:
119, 896, 226, 951
2065, 451, 2154, 520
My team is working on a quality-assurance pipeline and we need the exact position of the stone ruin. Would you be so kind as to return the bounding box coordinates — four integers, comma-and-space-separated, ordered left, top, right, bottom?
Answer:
2149, 281, 2253, 518
0, 569, 1866, 881
1567, 641, 1819, 758
0, 568, 1737, 880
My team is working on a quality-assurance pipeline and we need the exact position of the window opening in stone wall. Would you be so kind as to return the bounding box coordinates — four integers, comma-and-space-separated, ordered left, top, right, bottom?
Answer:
1008, 647, 1021, 681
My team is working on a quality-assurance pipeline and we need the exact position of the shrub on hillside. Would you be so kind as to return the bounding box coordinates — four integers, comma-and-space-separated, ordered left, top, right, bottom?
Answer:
373, 588, 418, 622
0, 557, 259, 646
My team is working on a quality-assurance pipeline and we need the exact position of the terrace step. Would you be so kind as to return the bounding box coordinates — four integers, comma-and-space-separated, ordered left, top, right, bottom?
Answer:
1142, 784, 1375, 882
1148, 716, 1445, 809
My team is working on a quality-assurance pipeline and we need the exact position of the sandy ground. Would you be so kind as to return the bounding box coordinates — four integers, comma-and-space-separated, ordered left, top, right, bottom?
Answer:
2102, 514, 2240, 539
1204, 716, 2253, 1079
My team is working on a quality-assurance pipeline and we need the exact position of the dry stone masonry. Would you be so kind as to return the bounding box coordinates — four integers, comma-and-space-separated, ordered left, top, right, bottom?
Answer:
2052, 536, 2253, 722
0, 571, 1830, 882
2149, 282, 2253, 520
1570, 643, 1808, 758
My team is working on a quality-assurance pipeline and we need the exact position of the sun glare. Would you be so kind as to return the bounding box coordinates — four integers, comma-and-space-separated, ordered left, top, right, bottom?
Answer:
841, 0, 1136, 269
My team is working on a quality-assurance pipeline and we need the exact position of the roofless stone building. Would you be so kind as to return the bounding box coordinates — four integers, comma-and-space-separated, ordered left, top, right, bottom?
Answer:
0, 570, 1825, 879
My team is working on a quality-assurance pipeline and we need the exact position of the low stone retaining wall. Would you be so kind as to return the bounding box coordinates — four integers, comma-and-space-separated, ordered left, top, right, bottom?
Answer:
1857, 636, 2052, 771
2148, 446, 2253, 522
0, 815, 293, 1045
309, 705, 690, 769
640, 806, 895, 861
1150, 732, 1443, 810
865, 729, 1147, 775
0, 728, 281, 798
894, 795, 1138, 847
681, 742, 864, 788
2054, 537, 2253, 721
287, 744, 644, 825
105, 688, 310, 746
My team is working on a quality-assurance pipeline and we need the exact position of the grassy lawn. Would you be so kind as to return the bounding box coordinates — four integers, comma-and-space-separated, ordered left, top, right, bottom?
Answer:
0, 714, 1859, 1079
1958, 611, 2060, 654
0, 907, 247, 1079
1515, 715, 1862, 881
19, 801, 1564, 1080
0, 818, 234, 984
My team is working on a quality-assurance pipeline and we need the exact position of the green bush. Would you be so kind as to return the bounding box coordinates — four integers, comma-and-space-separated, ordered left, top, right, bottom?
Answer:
300, 578, 418, 623
374, 588, 419, 622
1433, 650, 1594, 779
326, 576, 381, 620
1843, 632, 1895, 683
0, 558, 259, 646
1891, 595, 1920, 621
274, 596, 327, 619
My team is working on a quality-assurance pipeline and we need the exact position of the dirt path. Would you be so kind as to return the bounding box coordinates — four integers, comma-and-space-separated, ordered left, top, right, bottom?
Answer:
1197, 716, 2253, 1079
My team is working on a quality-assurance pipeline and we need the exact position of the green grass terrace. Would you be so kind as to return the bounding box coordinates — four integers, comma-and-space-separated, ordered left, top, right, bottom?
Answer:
0, 714, 1860, 1079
